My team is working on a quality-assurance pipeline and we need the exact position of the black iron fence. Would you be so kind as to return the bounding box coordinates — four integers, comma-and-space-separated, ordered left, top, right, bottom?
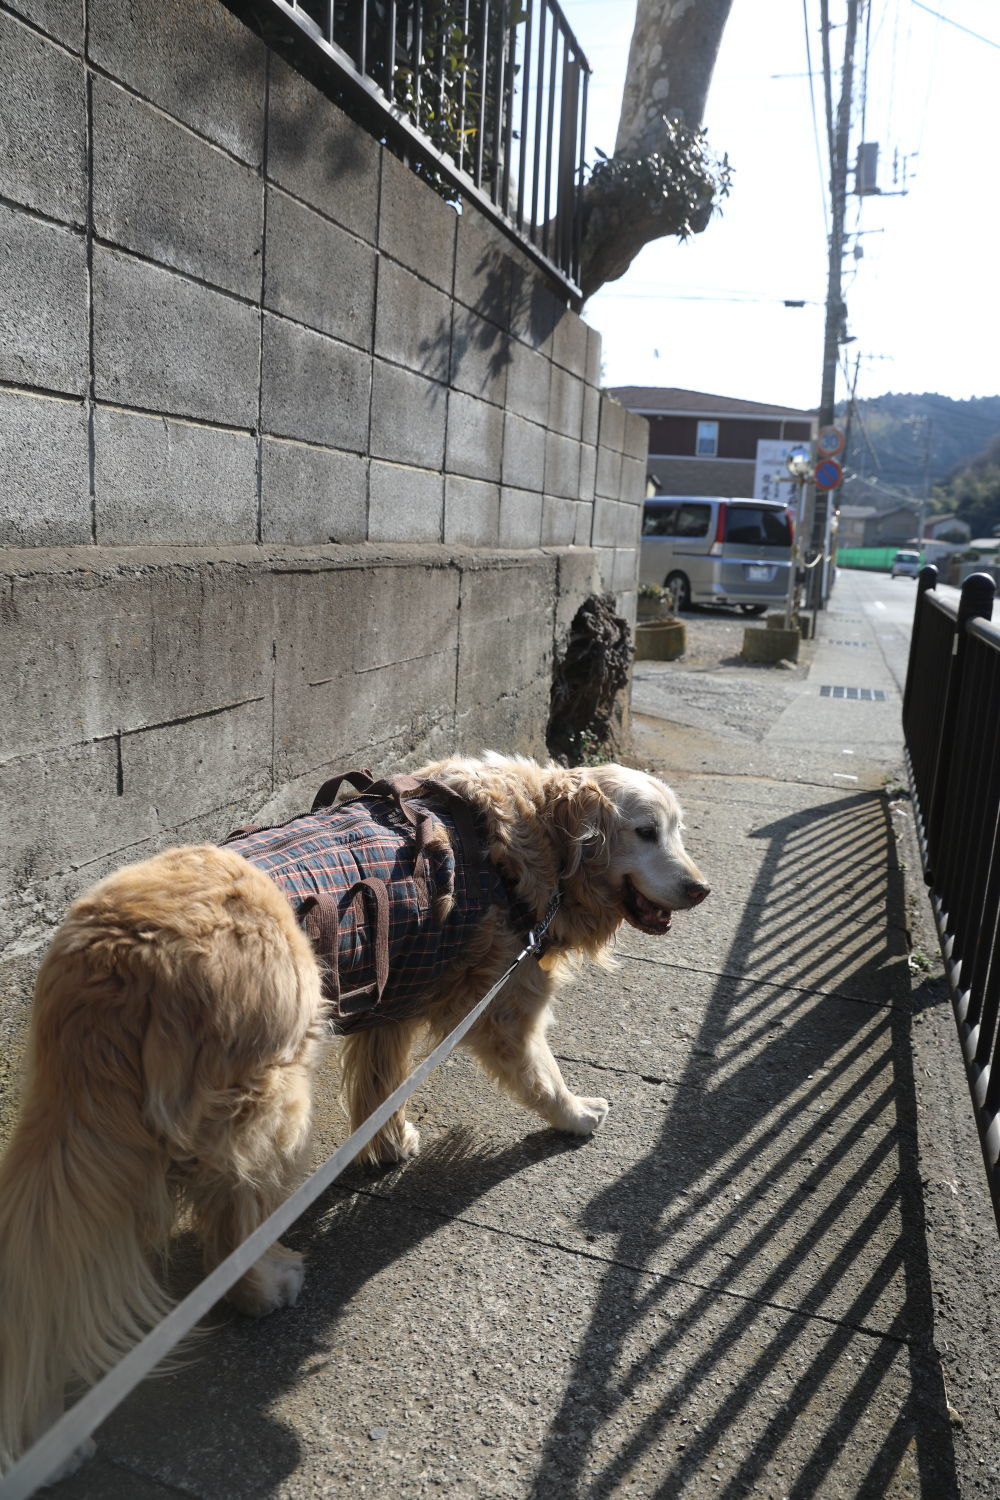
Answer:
243, 0, 590, 299
903, 565, 1000, 1230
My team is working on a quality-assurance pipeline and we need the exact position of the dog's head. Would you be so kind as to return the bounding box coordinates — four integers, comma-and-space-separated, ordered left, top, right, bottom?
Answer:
554, 764, 709, 938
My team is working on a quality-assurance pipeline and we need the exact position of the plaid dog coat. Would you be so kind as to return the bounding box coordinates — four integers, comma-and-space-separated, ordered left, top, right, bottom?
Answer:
223, 771, 507, 1033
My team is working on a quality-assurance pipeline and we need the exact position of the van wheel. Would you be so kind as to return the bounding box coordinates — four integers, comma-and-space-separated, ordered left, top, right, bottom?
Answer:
739, 604, 767, 616
665, 572, 690, 611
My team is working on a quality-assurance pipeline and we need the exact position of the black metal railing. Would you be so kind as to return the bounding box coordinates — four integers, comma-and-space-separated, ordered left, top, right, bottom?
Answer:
903, 565, 1000, 1230
245, 0, 590, 299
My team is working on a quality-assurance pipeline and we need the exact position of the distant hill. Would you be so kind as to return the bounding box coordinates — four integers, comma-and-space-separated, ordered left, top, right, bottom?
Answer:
837, 392, 1000, 494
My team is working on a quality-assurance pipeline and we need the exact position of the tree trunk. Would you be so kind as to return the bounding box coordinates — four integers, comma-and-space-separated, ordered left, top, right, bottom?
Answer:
578, 0, 735, 300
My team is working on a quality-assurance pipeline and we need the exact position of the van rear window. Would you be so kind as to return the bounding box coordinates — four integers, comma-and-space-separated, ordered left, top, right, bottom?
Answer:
725, 507, 792, 546
642, 503, 711, 538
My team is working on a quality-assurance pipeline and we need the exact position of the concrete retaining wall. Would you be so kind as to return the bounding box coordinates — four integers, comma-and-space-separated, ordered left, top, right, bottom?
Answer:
0, 0, 649, 1037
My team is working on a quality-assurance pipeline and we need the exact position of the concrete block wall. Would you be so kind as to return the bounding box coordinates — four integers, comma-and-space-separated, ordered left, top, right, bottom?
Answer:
0, 0, 649, 1018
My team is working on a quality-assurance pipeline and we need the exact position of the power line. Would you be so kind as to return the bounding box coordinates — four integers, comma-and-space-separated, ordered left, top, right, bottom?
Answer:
911, 0, 1000, 49
802, 0, 831, 237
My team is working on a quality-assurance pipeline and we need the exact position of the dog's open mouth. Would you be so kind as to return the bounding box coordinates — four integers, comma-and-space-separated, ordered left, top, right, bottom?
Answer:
623, 877, 673, 934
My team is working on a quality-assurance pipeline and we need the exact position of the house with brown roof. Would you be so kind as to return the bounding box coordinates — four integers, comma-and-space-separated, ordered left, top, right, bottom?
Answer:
608, 386, 816, 498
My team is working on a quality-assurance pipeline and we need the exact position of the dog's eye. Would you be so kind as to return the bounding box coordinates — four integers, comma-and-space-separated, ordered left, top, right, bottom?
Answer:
635, 825, 658, 842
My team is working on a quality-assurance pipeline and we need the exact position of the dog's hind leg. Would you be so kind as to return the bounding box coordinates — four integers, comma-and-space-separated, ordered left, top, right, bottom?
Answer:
185, 1062, 316, 1318
338, 1022, 422, 1165
461, 972, 609, 1136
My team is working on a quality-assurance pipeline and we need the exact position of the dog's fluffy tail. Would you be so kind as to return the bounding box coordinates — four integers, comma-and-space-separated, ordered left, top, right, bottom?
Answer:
0, 1090, 175, 1471
0, 964, 176, 1474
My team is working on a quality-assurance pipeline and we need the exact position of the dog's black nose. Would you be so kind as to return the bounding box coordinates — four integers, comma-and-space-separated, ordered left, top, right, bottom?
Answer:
686, 881, 710, 905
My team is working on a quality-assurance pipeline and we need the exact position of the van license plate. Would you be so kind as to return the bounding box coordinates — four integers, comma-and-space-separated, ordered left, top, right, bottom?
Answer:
746, 565, 773, 581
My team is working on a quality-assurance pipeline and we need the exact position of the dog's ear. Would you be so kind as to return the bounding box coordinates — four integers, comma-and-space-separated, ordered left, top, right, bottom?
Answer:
547, 774, 618, 878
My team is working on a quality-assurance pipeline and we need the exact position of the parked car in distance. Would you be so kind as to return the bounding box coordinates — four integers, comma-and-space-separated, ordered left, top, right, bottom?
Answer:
639, 496, 794, 614
891, 550, 921, 579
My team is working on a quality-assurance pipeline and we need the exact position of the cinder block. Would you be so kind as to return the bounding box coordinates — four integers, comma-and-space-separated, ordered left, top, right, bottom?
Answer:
585, 324, 602, 388
620, 454, 647, 506
574, 500, 594, 547
369, 462, 443, 543
502, 413, 545, 492
451, 310, 509, 406
261, 437, 368, 544
370, 361, 447, 470
91, 77, 263, 300
262, 313, 372, 451
0, 205, 88, 394
6, 0, 84, 49
0, 390, 89, 546
509, 273, 561, 352
374, 260, 452, 383
551, 308, 589, 375
598, 395, 627, 454
505, 338, 550, 423
120, 698, 272, 832
499, 487, 543, 549
595, 441, 623, 501
624, 409, 650, 462
548, 363, 584, 441
378, 149, 456, 293
613, 546, 639, 592
446, 391, 504, 482
265, 188, 376, 350
1, 12, 86, 223
591, 498, 619, 549
582, 382, 600, 447
93, 247, 259, 427
93, 407, 258, 544
616, 498, 642, 547
541, 495, 577, 546
88, 0, 266, 165
454, 213, 511, 329
267, 55, 379, 241
578, 443, 597, 504
543, 429, 580, 500
444, 475, 500, 547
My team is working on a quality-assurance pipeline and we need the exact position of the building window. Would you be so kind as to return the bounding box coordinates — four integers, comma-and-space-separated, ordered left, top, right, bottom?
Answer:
696, 420, 719, 456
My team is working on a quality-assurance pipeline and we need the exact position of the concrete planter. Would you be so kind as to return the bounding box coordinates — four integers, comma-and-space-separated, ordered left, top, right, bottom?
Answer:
634, 620, 686, 661
743, 625, 800, 663
637, 598, 667, 622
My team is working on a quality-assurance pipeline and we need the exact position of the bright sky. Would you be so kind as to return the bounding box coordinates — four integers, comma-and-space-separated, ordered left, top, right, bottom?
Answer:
560, 0, 1000, 412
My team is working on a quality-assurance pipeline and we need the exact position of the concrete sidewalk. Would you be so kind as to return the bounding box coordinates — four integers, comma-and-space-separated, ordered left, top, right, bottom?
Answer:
58, 571, 1000, 1500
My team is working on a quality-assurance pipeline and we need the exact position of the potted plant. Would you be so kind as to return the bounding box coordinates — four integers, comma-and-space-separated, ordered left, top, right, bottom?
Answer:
636, 583, 669, 621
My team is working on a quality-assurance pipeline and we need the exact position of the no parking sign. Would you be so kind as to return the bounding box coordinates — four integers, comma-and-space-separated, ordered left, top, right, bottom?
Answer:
814, 458, 843, 490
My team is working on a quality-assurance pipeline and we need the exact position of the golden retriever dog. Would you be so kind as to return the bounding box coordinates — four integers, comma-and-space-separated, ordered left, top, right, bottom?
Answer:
0, 754, 708, 1472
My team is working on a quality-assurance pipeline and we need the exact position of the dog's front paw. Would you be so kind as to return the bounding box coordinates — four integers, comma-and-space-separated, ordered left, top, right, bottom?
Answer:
562, 1095, 609, 1135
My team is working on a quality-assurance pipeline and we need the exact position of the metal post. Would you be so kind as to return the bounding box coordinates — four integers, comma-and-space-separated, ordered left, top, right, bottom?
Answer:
926, 573, 996, 874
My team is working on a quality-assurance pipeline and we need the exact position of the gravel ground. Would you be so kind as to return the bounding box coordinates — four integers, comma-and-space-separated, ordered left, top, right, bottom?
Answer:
632, 606, 812, 742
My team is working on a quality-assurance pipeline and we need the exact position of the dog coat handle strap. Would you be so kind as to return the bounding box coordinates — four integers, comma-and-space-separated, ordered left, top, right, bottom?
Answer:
311, 768, 376, 812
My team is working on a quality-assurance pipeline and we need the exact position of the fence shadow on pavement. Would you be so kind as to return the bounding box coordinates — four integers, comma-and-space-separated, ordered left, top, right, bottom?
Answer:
524, 788, 958, 1499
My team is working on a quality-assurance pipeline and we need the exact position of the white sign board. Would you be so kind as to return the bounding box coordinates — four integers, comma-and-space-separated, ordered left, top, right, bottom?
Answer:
754, 439, 802, 505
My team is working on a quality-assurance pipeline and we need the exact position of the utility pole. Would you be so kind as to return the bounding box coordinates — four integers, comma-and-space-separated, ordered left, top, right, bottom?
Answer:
809, 0, 860, 605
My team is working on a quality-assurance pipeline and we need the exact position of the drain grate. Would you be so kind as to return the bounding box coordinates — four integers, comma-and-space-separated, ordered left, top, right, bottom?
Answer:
820, 685, 887, 702
826, 639, 871, 647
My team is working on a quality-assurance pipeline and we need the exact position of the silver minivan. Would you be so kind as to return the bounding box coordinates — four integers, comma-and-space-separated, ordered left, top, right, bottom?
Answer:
639, 495, 794, 614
